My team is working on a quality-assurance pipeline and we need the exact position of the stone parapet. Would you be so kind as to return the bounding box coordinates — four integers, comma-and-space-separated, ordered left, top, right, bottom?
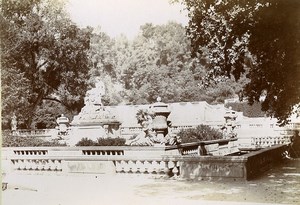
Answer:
2, 143, 287, 180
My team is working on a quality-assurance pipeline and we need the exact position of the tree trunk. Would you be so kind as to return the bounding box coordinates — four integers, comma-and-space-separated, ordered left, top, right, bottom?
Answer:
26, 91, 45, 129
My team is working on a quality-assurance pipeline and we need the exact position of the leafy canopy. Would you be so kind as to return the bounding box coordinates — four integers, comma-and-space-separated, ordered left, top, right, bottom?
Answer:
1, 0, 92, 128
181, 0, 300, 124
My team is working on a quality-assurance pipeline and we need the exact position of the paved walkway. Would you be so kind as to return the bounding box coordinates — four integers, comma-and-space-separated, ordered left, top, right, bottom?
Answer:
2, 159, 300, 205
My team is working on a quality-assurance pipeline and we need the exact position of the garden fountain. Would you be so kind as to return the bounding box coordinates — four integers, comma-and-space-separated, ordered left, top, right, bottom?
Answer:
67, 79, 121, 145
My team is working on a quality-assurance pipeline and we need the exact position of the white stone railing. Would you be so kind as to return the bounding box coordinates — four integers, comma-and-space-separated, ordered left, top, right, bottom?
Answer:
114, 158, 179, 175
5, 154, 180, 177
12, 129, 57, 137
2, 144, 289, 180
251, 135, 291, 147
238, 135, 292, 149
2, 139, 238, 176
175, 138, 239, 156
11, 158, 63, 171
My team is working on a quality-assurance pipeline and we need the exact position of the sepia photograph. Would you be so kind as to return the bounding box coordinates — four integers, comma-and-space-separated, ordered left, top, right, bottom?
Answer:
1, 0, 300, 204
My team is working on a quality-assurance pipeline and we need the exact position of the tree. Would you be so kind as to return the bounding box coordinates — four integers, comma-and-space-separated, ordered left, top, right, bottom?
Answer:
122, 22, 212, 104
1, 0, 92, 128
182, 0, 300, 124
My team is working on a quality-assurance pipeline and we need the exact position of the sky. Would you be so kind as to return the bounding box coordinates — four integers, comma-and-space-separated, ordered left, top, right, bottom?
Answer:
67, 0, 189, 39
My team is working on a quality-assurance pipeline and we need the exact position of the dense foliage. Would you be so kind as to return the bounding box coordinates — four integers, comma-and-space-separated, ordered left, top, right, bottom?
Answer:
177, 124, 223, 143
2, 132, 66, 147
1, 0, 92, 128
75, 137, 126, 146
88, 22, 243, 106
182, 0, 300, 124
226, 101, 265, 118
3, 0, 297, 129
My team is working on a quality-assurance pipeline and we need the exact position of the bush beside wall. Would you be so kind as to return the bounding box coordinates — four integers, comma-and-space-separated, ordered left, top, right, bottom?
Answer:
76, 137, 126, 146
177, 124, 223, 143
2, 133, 66, 147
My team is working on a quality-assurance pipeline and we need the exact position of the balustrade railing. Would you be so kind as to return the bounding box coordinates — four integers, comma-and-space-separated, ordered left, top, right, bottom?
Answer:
6, 152, 180, 177
12, 158, 63, 171
2, 139, 237, 176
12, 129, 57, 137
114, 159, 179, 176
2, 143, 288, 180
251, 135, 291, 147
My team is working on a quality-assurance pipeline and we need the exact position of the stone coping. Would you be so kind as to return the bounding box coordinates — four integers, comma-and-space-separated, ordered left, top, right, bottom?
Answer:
2, 138, 238, 152
7, 152, 248, 163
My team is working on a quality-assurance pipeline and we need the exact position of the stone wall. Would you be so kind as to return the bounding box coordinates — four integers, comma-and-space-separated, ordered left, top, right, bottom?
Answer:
179, 144, 287, 180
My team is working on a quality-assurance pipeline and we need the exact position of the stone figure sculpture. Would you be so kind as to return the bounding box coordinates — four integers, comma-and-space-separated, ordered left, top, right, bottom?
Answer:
126, 98, 179, 146
11, 113, 17, 132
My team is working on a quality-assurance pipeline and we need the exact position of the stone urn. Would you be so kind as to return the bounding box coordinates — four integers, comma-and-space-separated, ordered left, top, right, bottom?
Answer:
149, 97, 171, 143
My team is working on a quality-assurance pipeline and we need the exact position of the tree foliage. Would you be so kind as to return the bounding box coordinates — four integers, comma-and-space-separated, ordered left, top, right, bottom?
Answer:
1, 0, 92, 128
182, 0, 300, 124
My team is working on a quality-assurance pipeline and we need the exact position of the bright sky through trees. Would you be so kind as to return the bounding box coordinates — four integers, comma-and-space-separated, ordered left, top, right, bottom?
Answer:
67, 0, 188, 39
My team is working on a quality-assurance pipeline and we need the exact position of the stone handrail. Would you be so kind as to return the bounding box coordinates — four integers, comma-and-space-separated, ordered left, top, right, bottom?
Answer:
11, 129, 57, 137
237, 135, 292, 148
251, 135, 291, 147
5, 152, 181, 177
174, 138, 239, 156
2, 144, 288, 180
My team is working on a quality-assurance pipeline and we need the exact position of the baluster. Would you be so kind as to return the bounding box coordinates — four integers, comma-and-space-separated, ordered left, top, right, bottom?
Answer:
130, 160, 138, 173
164, 161, 170, 176
27, 159, 33, 170
123, 160, 130, 173
152, 161, 160, 174
44, 160, 50, 170
115, 161, 122, 172
37, 160, 43, 170
172, 162, 179, 176
136, 160, 143, 173
53, 160, 59, 171
139, 160, 146, 173
49, 160, 55, 171
145, 160, 152, 173
119, 160, 127, 173
12, 160, 20, 170
31, 160, 38, 170
58, 160, 63, 171
19, 160, 25, 170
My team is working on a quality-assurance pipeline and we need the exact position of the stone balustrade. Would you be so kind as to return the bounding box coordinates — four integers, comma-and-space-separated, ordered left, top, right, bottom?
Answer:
11, 129, 57, 137
1, 144, 288, 180
251, 135, 291, 147
11, 158, 63, 171
114, 159, 179, 176
6, 154, 180, 177
2, 139, 237, 176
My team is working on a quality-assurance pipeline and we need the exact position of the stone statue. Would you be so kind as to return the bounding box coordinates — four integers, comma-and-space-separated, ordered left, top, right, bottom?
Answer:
11, 113, 17, 132
84, 79, 105, 106
126, 109, 158, 146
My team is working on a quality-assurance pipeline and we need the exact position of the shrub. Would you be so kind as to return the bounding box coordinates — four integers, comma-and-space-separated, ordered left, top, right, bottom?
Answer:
75, 137, 96, 146
177, 124, 223, 143
96, 137, 126, 146
76, 137, 126, 146
2, 133, 66, 147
